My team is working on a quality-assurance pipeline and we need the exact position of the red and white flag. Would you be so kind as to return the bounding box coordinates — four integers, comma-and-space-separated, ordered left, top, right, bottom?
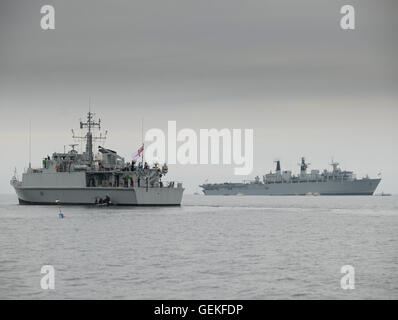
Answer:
132, 145, 144, 160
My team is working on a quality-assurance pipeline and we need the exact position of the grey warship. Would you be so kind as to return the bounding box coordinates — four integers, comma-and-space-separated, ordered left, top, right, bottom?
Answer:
200, 158, 381, 196
11, 112, 184, 205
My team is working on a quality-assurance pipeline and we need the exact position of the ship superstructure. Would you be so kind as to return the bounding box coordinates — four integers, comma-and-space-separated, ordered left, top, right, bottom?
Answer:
11, 112, 184, 205
200, 158, 380, 196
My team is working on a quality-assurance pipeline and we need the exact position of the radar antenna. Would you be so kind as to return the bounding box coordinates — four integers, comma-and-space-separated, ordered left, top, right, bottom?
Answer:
69, 144, 79, 153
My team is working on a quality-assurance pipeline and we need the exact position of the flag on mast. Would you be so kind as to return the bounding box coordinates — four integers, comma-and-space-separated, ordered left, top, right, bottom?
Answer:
132, 145, 144, 160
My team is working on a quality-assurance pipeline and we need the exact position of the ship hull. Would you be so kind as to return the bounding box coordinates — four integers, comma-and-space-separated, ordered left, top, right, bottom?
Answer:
201, 179, 381, 196
13, 186, 184, 206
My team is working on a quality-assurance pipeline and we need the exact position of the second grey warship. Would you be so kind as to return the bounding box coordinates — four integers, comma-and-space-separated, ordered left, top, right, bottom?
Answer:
11, 112, 184, 205
200, 158, 381, 196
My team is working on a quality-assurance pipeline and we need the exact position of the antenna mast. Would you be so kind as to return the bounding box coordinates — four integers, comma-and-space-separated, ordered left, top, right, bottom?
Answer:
29, 120, 32, 169
72, 110, 106, 166
141, 117, 145, 164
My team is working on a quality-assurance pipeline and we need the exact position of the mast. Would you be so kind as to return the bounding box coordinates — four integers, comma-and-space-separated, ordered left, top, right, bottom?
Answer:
73, 111, 103, 166
300, 157, 308, 174
330, 157, 339, 172
141, 117, 145, 164
28, 120, 32, 169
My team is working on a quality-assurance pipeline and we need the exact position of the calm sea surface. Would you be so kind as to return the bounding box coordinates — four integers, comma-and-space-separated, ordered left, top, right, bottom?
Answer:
0, 194, 397, 299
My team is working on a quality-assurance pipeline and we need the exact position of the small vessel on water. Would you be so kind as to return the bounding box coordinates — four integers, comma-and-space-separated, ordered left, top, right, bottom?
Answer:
11, 112, 184, 205
200, 158, 381, 196
380, 192, 392, 196
375, 192, 392, 197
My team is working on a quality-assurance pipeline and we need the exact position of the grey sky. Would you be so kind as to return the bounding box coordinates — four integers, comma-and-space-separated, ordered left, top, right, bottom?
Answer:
0, 0, 397, 193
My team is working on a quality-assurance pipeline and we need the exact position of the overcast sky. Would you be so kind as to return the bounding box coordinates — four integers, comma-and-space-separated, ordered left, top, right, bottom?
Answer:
0, 0, 397, 194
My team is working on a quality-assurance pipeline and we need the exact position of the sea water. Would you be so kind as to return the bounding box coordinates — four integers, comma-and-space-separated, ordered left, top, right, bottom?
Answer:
0, 194, 397, 299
